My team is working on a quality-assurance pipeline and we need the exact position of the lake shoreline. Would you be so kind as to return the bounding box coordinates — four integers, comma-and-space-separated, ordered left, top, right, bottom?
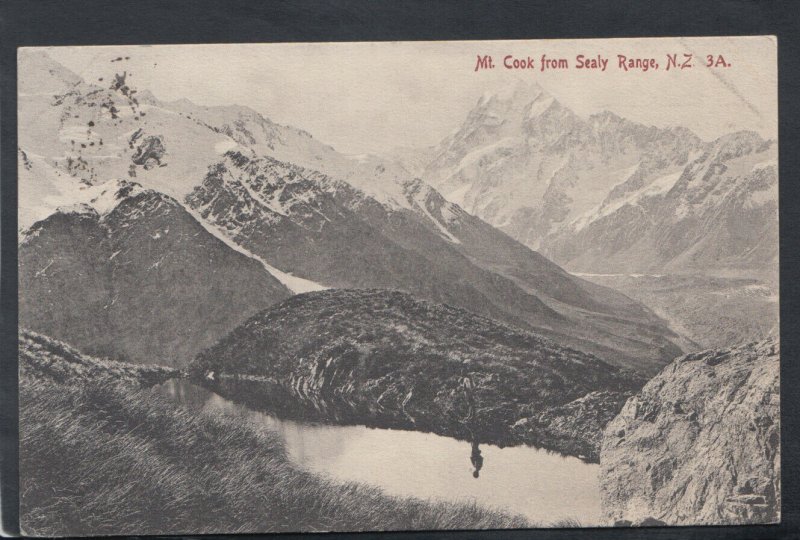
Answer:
158, 378, 603, 525
19, 333, 537, 535
191, 372, 623, 464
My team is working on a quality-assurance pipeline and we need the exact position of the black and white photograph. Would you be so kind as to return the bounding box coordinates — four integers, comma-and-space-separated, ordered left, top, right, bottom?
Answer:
15, 36, 779, 535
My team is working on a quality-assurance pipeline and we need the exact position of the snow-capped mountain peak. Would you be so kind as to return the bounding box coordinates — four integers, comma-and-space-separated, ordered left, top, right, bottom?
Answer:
417, 81, 718, 256
478, 81, 547, 108
17, 51, 696, 373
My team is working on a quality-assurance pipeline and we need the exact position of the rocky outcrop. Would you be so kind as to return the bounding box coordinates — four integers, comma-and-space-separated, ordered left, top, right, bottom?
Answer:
131, 132, 166, 169
600, 339, 780, 525
514, 390, 631, 461
191, 289, 645, 459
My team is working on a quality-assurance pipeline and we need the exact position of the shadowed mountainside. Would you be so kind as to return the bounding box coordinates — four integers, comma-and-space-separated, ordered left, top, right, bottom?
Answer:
19, 184, 291, 366
186, 151, 685, 374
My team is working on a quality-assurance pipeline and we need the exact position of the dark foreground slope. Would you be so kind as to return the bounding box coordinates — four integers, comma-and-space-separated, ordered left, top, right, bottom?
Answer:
600, 339, 780, 526
19, 331, 529, 536
19, 183, 291, 367
191, 289, 645, 460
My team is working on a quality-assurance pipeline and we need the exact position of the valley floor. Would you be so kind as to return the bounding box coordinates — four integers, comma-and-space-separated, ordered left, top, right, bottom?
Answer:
573, 273, 778, 350
19, 333, 531, 536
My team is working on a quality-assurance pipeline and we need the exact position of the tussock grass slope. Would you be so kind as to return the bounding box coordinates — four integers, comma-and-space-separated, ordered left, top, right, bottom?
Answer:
20, 330, 178, 385
20, 332, 530, 536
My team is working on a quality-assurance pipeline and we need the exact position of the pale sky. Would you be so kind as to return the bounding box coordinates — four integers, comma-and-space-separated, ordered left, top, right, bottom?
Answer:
42, 36, 777, 156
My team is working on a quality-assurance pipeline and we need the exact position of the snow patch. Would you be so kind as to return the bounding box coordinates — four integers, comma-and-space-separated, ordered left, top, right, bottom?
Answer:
572, 272, 664, 278
527, 96, 554, 118
571, 168, 681, 231
57, 125, 90, 143
674, 199, 691, 219
446, 183, 472, 209
232, 169, 289, 217
54, 203, 96, 217
183, 206, 328, 294
18, 149, 144, 231
214, 138, 238, 155
439, 201, 460, 224
342, 162, 415, 211
147, 256, 165, 270
81, 180, 145, 215
642, 170, 683, 197
747, 187, 777, 207
83, 154, 122, 160
457, 137, 517, 172
346, 154, 371, 164
138, 104, 178, 116
753, 159, 777, 172
34, 260, 54, 277
409, 186, 461, 244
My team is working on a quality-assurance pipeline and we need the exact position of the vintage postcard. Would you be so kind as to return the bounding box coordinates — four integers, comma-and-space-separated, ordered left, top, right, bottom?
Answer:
17, 36, 778, 535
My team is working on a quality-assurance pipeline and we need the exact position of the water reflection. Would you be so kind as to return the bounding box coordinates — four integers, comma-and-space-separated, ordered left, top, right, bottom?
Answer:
457, 375, 484, 478
470, 440, 483, 478
154, 379, 602, 525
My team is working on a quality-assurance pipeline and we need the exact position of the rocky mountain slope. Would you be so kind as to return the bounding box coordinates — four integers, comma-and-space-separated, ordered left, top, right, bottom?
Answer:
600, 339, 780, 526
415, 83, 777, 277
19, 180, 291, 366
545, 131, 778, 275
190, 289, 645, 460
185, 150, 684, 374
17, 49, 687, 374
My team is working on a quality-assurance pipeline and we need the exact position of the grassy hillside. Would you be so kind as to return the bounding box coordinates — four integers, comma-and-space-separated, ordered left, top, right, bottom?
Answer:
19, 331, 529, 536
191, 289, 645, 459
20, 330, 179, 385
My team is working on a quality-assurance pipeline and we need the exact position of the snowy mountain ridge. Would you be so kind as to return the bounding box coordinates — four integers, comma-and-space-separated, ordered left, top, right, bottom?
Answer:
408, 83, 776, 276
17, 50, 690, 373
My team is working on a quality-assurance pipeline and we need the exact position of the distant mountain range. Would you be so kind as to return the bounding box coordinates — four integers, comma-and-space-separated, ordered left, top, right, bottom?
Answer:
18, 50, 708, 373
408, 82, 777, 277
184, 150, 684, 373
